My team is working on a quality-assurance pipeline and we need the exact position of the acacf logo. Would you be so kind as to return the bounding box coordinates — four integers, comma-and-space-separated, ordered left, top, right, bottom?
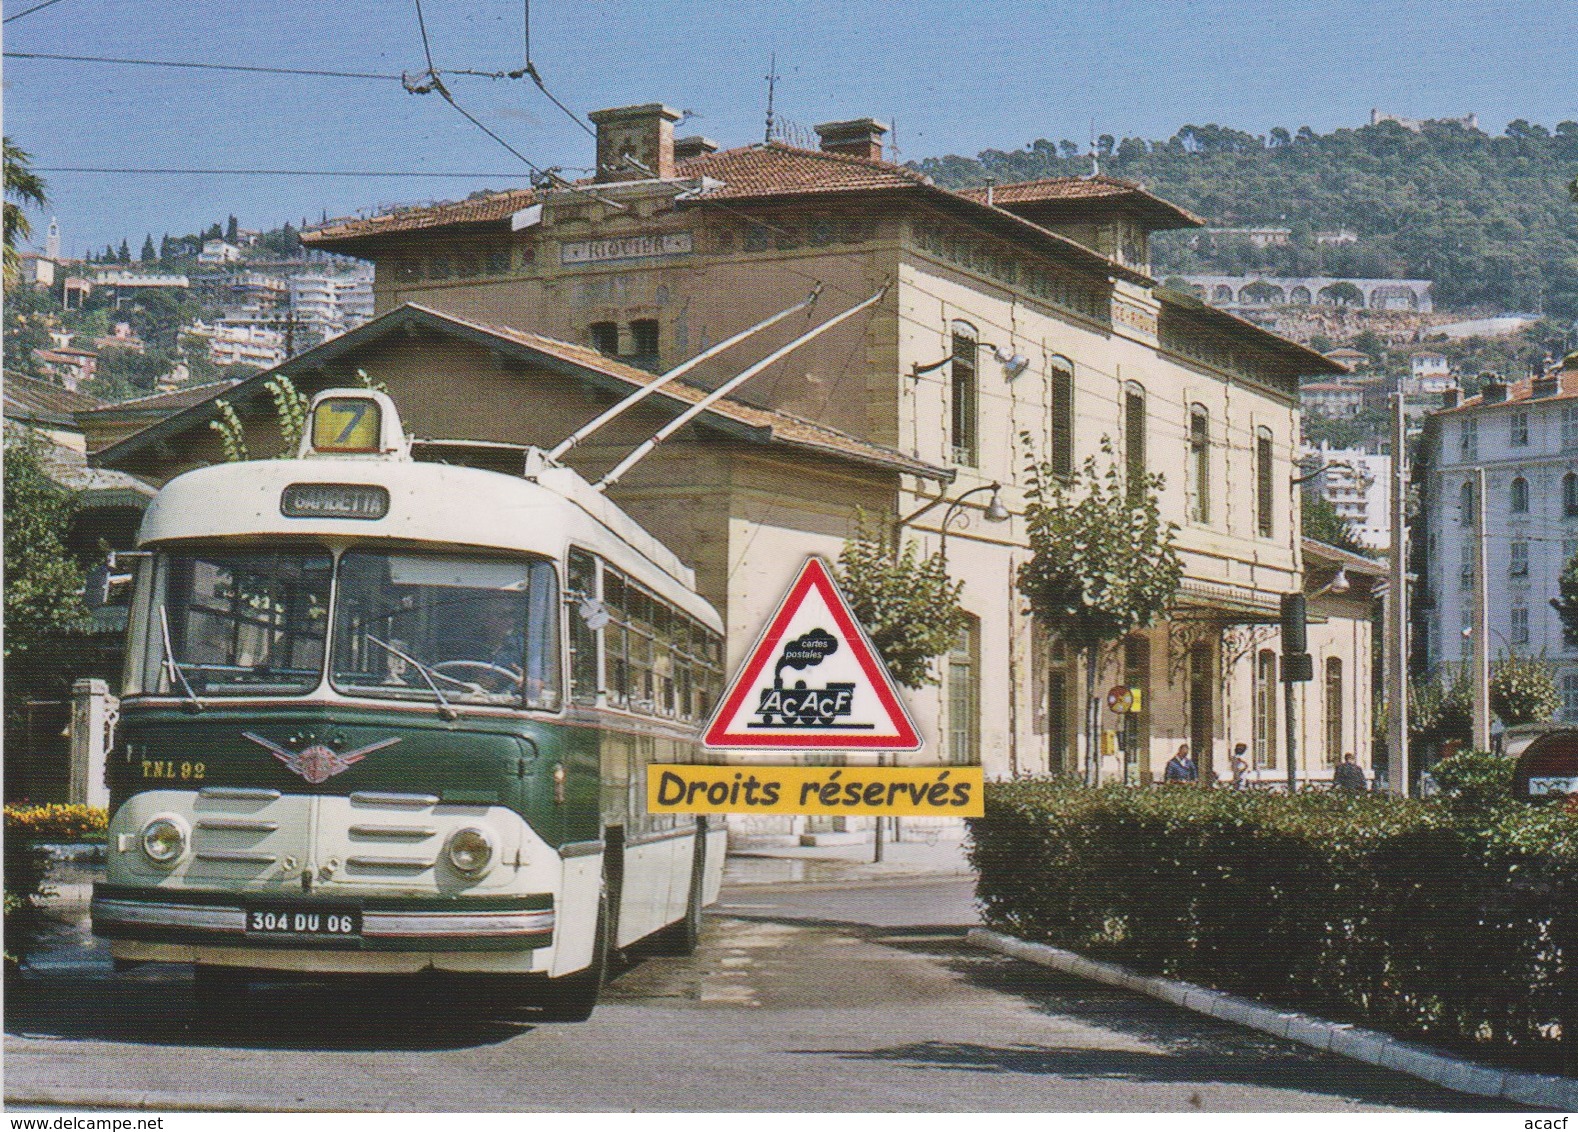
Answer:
704, 557, 921, 751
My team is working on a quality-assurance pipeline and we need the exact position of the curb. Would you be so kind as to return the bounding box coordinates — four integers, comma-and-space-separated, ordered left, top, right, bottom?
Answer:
2, 1085, 376, 1112
967, 927, 1578, 1111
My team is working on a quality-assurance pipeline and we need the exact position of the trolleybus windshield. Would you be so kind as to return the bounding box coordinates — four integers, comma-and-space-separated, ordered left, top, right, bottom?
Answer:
143, 547, 333, 696
330, 551, 562, 711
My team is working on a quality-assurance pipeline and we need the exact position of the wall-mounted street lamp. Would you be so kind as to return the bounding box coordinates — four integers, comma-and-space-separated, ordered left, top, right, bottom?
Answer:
1311, 566, 1350, 597
896, 482, 1010, 559
940, 482, 1009, 558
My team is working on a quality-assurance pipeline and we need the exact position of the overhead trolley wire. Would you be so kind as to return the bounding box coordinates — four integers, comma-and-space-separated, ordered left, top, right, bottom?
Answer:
33, 165, 527, 178
3, 0, 72, 24
3, 51, 405, 81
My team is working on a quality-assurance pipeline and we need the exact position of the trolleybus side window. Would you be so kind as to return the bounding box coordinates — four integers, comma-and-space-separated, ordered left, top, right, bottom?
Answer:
330, 551, 561, 710
564, 548, 724, 719
143, 547, 332, 695
567, 547, 601, 706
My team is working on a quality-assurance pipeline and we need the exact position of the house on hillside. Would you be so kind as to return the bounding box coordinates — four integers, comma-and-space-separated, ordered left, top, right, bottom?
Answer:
93, 102, 1368, 792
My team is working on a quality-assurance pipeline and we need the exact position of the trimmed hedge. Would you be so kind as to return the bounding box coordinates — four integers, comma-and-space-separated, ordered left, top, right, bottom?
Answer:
968, 781, 1577, 1073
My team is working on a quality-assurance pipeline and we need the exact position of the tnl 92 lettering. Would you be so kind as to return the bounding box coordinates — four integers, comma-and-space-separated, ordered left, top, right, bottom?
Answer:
141, 760, 206, 780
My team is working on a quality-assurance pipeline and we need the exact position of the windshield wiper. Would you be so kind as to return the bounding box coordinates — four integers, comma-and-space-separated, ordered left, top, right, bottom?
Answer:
365, 634, 460, 721
157, 605, 204, 713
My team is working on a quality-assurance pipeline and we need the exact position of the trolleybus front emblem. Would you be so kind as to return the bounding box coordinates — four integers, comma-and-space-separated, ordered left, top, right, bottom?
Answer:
242, 732, 402, 784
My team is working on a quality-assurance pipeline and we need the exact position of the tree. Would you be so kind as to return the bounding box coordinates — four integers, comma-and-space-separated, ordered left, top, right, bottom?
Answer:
140, 234, 156, 262
3, 430, 86, 661
834, 517, 970, 690
1016, 439, 1182, 784
1549, 550, 1578, 643
3, 431, 90, 759
117, 239, 131, 264
1489, 653, 1559, 726
1301, 488, 1366, 554
225, 215, 239, 243
3, 137, 48, 288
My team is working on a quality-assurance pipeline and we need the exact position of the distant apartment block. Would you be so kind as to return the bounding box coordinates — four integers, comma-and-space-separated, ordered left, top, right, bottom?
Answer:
1307, 441, 1391, 551
289, 266, 375, 343
185, 319, 288, 369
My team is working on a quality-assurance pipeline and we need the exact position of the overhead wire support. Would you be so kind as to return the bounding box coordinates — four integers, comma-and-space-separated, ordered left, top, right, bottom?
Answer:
549, 286, 823, 462
596, 283, 889, 490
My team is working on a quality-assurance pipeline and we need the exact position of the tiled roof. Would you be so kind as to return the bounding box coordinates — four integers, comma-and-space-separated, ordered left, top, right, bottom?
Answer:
4, 372, 106, 425
395, 306, 950, 479
956, 175, 1205, 229
78, 380, 243, 417
1436, 367, 1578, 414
94, 303, 951, 483
306, 188, 538, 244
675, 142, 931, 199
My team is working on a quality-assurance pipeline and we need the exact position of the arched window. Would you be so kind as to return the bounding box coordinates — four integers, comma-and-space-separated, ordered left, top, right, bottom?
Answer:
1324, 657, 1343, 766
1256, 426, 1274, 537
1124, 381, 1146, 496
1564, 472, 1578, 518
950, 321, 978, 467
1511, 476, 1529, 514
1050, 356, 1075, 480
1459, 480, 1474, 526
1189, 404, 1211, 524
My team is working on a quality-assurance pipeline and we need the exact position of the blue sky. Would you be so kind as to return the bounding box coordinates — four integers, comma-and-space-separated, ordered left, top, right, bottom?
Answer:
6, 0, 1576, 256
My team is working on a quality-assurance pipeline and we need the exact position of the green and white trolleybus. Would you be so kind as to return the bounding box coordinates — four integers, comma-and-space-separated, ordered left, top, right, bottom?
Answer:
92, 388, 728, 1020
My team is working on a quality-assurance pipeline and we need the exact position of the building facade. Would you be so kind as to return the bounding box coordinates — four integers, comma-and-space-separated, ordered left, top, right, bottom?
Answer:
1419, 362, 1578, 719
98, 102, 1369, 787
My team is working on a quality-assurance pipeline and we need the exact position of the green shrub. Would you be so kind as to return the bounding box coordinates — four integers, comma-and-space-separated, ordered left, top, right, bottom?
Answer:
968, 781, 1577, 1071
1429, 749, 1517, 811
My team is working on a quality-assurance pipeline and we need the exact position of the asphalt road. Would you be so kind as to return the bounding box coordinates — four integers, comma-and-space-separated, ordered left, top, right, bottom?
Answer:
1, 879, 1534, 1112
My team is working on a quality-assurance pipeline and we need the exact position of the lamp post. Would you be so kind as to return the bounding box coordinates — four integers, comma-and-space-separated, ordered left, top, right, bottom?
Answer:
877, 481, 1007, 863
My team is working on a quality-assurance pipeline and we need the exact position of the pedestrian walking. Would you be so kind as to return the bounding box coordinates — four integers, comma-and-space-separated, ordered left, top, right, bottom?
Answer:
1230, 743, 1250, 789
1163, 744, 1197, 783
1333, 752, 1368, 792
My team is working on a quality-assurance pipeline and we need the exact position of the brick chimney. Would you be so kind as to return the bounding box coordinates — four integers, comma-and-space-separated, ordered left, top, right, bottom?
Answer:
814, 118, 888, 162
589, 103, 682, 182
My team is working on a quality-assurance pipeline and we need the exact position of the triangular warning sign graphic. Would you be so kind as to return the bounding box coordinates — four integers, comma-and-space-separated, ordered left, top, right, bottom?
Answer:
703, 556, 922, 751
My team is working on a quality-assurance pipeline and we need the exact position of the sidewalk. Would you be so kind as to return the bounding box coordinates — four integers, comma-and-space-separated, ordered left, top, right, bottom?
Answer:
721, 831, 975, 887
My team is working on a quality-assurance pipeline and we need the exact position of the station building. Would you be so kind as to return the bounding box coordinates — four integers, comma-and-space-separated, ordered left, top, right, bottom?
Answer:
95, 103, 1371, 790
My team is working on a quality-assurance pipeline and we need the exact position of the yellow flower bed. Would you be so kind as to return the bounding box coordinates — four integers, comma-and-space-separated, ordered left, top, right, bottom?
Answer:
3, 803, 109, 841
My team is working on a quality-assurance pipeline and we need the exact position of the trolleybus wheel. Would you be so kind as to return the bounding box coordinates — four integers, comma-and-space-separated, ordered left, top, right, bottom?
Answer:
536, 891, 608, 1022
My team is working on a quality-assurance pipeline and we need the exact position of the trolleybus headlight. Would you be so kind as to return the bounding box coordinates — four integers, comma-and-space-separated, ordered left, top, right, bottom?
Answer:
139, 815, 188, 865
446, 827, 494, 875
